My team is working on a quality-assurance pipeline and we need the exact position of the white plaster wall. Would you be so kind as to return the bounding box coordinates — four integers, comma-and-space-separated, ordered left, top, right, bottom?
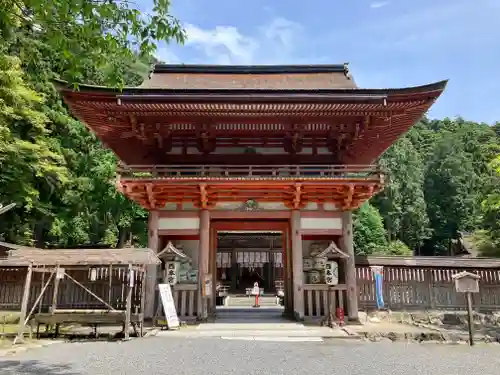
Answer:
300, 217, 343, 230
323, 203, 338, 211
158, 217, 199, 230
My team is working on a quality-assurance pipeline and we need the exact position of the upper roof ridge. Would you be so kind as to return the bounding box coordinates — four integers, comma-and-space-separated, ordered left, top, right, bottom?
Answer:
151, 64, 349, 75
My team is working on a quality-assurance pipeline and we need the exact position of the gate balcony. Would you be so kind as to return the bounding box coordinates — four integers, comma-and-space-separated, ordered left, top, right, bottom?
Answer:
117, 164, 382, 180
115, 164, 384, 211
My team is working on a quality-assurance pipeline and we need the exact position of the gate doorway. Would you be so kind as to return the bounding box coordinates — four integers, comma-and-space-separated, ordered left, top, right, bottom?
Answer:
209, 220, 293, 321
216, 232, 283, 296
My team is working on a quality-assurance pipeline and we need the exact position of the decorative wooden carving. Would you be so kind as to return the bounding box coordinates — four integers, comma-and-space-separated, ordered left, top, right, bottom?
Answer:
284, 123, 304, 154
153, 123, 172, 152
236, 199, 260, 211
196, 123, 216, 154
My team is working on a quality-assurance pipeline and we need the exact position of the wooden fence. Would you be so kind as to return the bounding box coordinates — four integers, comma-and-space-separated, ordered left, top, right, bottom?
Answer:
0, 267, 144, 314
356, 256, 500, 311
3, 256, 500, 315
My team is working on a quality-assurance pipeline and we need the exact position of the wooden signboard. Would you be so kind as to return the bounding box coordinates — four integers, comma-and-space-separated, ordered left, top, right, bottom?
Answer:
158, 283, 180, 329
452, 271, 480, 346
56, 267, 65, 280
203, 274, 212, 297
453, 271, 480, 294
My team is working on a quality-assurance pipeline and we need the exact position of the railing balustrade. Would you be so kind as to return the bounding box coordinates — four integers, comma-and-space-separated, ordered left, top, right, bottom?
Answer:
117, 164, 382, 180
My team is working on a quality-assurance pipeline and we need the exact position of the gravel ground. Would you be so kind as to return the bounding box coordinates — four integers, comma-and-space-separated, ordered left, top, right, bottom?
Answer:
1, 337, 500, 375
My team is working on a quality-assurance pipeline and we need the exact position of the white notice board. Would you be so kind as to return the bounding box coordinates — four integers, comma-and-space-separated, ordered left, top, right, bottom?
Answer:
158, 283, 180, 329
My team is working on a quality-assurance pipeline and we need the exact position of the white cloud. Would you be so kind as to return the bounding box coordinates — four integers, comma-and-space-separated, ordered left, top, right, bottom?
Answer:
183, 23, 259, 64
165, 17, 317, 65
370, 1, 390, 9
262, 17, 303, 51
155, 48, 181, 64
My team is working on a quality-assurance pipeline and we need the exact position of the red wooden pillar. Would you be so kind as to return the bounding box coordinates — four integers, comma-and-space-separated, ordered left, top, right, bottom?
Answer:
144, 210, 159, 319
341, 210, 359, 321
291, 210, 304, 320
198, 209, 210, 320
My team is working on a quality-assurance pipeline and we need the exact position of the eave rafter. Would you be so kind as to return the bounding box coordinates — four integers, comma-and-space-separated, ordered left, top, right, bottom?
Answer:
59, 79, 446, 166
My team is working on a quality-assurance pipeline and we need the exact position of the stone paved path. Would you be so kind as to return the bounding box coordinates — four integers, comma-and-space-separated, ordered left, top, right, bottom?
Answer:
2, 336, 500, 374
157, 306, 349, 340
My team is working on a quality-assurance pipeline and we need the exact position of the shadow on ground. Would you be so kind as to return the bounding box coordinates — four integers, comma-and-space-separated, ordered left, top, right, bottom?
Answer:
0, 360, 80, 374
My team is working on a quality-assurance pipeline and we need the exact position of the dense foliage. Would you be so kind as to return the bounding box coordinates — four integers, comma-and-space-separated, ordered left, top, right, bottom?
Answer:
2, 2, 500, 256
0, 0, 183, 248
355, 118, 500, 256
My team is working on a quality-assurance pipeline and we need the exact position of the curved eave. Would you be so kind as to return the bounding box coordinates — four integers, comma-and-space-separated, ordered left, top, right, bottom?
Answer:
53, 78, 448, 102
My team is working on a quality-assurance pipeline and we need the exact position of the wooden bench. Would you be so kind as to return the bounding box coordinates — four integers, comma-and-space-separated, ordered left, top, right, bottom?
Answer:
31, 309, 144, 338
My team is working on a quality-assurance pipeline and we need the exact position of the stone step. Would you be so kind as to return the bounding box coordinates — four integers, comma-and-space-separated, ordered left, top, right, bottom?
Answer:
227, 296, 278, 307
198, 322, 308, 331
156, 327, 349, 338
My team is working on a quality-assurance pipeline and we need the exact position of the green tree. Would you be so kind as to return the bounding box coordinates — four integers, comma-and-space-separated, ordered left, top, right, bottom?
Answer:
0, 0, 183, 247
353, 202, 387, 255
0, 0, 185, 86
372, 240, 413, 256
373, 137, 430, 252
0, 50, 69, 244
423, 133, 478, 255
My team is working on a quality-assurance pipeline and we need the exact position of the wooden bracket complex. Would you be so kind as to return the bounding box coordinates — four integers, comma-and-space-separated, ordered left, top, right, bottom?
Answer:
199, 183, 208, 209
293, 183, 302, 209
146, 183, 156, 209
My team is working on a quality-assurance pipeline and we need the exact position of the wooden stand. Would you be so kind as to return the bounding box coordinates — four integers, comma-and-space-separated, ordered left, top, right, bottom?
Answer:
466, 292, 474, 346
321, 286, 337, 328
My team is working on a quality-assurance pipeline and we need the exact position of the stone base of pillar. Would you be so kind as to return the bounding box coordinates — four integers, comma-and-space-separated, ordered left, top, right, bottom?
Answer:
293, 311, 305, 322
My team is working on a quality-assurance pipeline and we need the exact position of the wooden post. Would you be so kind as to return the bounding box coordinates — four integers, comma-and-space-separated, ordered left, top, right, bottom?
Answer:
427, 269, 436, 309
291, 210, 304, 320
139, 266, 146, 337
51, 265, 61, 313
38, 269, 45, 314
341, 210, 359, 321
16, 264, 33, 344
124, 264, 133, 340
144, 210, 159, 319
108, 265, 113, 306
466, 292, 474, 346
198, 209, 210, 320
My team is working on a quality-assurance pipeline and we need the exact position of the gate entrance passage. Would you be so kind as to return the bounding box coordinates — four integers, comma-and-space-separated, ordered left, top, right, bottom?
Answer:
216, 232, 284, 297
215, 231, 285, 321
210, 221, 291, 321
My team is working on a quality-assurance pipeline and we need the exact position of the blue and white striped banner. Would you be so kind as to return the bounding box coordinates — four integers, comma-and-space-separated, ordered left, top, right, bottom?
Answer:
370, 266, 385, 309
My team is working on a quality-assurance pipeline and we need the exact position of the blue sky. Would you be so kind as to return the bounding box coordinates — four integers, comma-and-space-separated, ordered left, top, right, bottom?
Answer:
147, 0, 500, 123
